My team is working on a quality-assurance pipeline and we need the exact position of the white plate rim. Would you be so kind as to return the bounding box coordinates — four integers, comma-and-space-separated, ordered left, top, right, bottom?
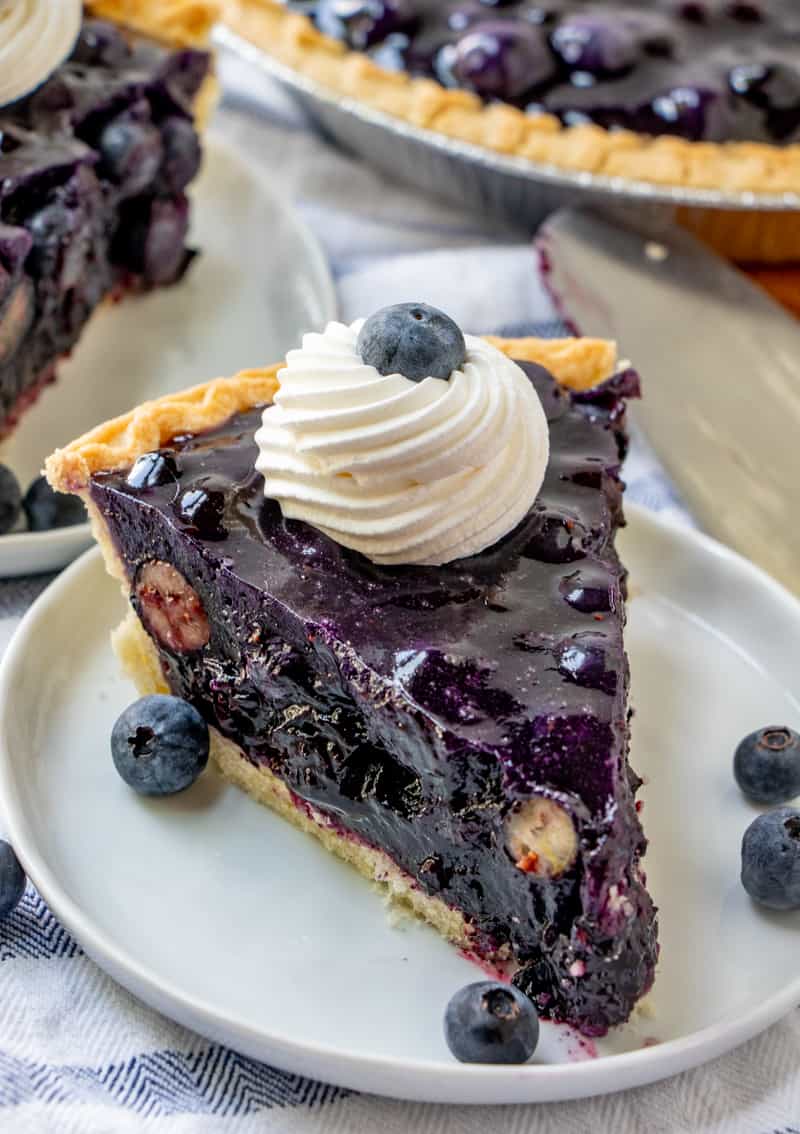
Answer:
0, 131, 337, 578
1, 504, 799, 1103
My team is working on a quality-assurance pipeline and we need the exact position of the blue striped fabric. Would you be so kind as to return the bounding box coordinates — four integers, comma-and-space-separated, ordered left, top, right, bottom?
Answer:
0, 1047, 345, 1117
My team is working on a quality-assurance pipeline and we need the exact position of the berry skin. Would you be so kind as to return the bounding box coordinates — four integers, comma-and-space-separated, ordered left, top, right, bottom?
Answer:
23, 476, 87, 532
175, 479, 228, 540
741, 808, 800, 911
100, 105, 164, 198
642, 85, 723, 142
0, 840, 26, 920
357, 303, 466, 382
111, 694, 210, 796
157, 117, 202, 195
444, 981, 539, 1064
551, 14, 639, 75
734, 726, 800, 805
134, 560, 210, 654
316, 0, 417, 50
0, 464, 22, 536
126, 451, 179, 491
449, 20, 555, 100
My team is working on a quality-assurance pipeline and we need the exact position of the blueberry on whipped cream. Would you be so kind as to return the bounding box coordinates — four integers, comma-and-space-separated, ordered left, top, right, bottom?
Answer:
255, 306, 551, 566
357, 303, 466, 382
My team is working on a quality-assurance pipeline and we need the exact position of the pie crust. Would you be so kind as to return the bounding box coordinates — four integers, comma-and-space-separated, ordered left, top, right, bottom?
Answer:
221, 0, 800, 197
45, 335, 617, 492
85, 0, 220, 45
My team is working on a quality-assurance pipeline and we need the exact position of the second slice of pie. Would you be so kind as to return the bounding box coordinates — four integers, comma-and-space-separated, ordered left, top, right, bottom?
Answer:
46, 308, 658, 1037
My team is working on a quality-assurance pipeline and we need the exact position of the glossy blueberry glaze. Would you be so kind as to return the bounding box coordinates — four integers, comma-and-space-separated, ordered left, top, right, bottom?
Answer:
0, 20, 209, 434
91, 361, 658, 1035
286, 0, 800, 143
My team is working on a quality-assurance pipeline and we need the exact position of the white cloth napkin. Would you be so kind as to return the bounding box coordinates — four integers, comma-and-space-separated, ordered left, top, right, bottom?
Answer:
0, 68, 796, 1134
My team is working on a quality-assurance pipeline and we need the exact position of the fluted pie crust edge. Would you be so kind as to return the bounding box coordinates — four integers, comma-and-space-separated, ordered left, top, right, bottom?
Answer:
220, 0, 800, 197
44, 335, 618, 493
85, 0, 221, 46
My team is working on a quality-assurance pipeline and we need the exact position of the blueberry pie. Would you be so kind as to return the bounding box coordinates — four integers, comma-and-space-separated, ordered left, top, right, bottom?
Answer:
46, 311, 658, 1036
0, 1, 217, 438
223, 1, 800, 250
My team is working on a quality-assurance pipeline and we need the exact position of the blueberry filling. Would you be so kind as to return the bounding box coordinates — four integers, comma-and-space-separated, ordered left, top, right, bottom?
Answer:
90, 360, 657, 1036
286, 0, 800, 143
0, 19, 210, 435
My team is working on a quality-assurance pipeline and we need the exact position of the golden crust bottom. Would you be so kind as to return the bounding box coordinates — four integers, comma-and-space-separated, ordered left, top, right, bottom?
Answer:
45, 337, 616, 493
220, 0, 800, 198
113, 610, 498, 961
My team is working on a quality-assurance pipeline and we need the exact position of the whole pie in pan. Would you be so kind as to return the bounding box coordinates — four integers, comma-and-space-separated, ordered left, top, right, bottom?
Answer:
0, 1, 218, 439
46, 313, 659, 1037
224, 0, 800, 190
221, 1, 800, 261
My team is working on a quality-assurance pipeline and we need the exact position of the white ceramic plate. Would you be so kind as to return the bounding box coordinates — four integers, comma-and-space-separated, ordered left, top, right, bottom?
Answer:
0, 133, 336, 579
1, 506, 799, 1104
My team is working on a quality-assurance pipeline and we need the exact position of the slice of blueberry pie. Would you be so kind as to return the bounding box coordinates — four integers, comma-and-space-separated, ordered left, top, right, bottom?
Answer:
0, 1, 217, 438
46, 305, 658, 1036
223, 1, 800, 251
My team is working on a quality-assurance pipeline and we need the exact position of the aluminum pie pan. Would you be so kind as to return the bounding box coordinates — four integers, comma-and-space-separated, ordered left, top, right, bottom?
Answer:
215, 23, 800, 237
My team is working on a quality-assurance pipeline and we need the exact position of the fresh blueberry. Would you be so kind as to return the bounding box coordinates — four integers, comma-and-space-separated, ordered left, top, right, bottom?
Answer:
447, 20, 556, 100
127, 451, 180, 490
175, 478, 228, 540
734, 726, 800, 805
357, 302, 466, 382
316, 0, 418, 49
0, 840, 26, 920
157, 117, 202, 195
741, 807, 800, 911
0, 464, 22, 536
444, 981, 539, 1064
111, 694, 209, 796
23, 476, 87, 531
551, 14, 639, 75
99, 104, 164, 198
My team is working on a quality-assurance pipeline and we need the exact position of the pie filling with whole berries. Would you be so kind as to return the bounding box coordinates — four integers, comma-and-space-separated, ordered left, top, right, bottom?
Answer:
0, 6, 215, 439
223, 0, 800, 193
47, 311, 659, 1037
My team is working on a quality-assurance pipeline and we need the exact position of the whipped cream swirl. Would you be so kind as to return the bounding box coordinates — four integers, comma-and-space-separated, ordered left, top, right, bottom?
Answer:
0, 0, 82, 108
255, 320, 550, 566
